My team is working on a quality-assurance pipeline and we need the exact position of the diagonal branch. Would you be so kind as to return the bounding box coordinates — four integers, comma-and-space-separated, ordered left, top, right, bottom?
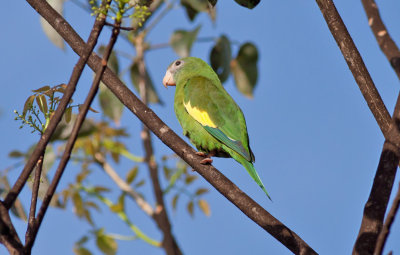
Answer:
30, 0, 317, 253
3, 4, 108, 210
24, 4, 115, 252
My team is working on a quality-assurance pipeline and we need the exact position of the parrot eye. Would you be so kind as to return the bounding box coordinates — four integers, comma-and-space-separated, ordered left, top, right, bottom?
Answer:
175, 60, 182, 66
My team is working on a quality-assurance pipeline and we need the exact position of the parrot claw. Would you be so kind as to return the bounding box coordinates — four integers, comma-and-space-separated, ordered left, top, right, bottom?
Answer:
195, 151, 207, 157
200, 158, 213, 165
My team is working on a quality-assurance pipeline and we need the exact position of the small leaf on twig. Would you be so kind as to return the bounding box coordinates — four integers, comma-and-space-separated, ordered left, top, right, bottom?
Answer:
170, 26, 201, 58
198, 199, 211, 216
210, 35, 231, 83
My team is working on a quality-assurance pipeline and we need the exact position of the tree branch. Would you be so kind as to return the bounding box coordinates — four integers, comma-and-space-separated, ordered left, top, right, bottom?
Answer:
361, 0, 400, 79
351, 1, 400, 254
30, 1, 317, 253
314, 0, 400, 145
94, 152, 155, 216
23, 2, 114, 252
0, 202, 23, 254
374, 181, 400, 255
25, 153, 44, 246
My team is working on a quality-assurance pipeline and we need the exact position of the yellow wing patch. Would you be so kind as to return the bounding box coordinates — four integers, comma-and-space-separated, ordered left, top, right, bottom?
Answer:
184, 100, 217, 128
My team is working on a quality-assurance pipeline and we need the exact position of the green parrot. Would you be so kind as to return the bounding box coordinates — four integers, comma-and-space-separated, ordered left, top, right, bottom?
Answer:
163, 57, 271, 199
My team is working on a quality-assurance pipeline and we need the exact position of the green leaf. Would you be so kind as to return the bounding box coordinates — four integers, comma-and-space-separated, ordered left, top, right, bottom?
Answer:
51, 116, 96, 141
210, 35, 231, 83
231, 42, 259, 98
187, 201, 194, 217
76, 235, 90, 246
170, 25, 201, 58
198, 199, 211, 216
36, 95, 48, 114
74, 246, 92, 255
96, 229, 118, 255
64, 107, 72, 123
234, 0, 260, 9
40, 0, 65, 49
8, 150, 25, 158
22, 95, 35, 117
130, 60, 163, 104
135, 179, 145, 188
185, 175, 197, 185
195, 188, 209, 196
98, 83, 124, 126
126, 166, 138, 184
208, 0, 217, 6
32, 85, 51, 93
171, 194, 179, 211
72, 192, 84, 217
181, 0, 215, 21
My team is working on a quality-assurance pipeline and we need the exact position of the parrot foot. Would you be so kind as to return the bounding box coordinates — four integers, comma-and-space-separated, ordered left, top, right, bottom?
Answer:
195, 152, 208, 157
200, 158, 213, 165
196, 151, 214, 165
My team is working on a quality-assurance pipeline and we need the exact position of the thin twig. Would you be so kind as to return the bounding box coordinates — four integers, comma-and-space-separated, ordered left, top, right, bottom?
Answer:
25, 153, 44, 246
135, 34, 182, 255
94, 152, 154, 216
374, 182, 400, 255
3, 1, 108, 210
31, 1, 317, 253
105, 21, 135, 31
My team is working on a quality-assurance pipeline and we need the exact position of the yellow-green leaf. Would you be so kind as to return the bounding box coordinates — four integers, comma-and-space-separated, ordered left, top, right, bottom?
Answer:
187, 201, 194, 217
22, 95, 35, 117
198, 199, 211, 216
32, 85, 51, 93
171, 194, 179, 211
195, 188, 209, 196
126, 166, 138, 184
185, 175, 197, 185
74, 246, 92, 255
96, 229, 118, 255
64, 107, 72, 123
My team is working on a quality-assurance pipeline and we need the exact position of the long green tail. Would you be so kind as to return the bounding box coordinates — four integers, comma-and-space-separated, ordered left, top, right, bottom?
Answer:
239, 158, 272, 200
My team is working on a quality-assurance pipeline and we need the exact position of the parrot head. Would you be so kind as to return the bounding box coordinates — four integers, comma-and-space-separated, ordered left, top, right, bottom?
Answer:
163, 57, 217, 88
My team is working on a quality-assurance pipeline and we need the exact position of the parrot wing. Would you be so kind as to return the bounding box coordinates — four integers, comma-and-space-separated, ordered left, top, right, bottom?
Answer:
183, 76, 254, 162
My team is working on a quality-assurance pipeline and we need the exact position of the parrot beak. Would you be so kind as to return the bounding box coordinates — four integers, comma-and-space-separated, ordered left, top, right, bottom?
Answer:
163, 70, 176, 88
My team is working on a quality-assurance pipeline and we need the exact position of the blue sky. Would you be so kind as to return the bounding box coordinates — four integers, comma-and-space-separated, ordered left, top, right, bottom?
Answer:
1, 0, 400, 254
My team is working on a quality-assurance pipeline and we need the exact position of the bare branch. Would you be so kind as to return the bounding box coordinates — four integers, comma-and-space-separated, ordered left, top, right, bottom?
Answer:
0, 202, 23, 254
314, 0, 400, 145
94, 152, 155, 216
31, 1, 317, 253
361, 0, 400, 79
25, 153, 44, 246
374, 182, 400, 255
351, 1, 400, 253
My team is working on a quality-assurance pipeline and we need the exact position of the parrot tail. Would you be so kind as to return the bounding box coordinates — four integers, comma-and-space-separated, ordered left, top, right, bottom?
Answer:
239, 158, 272, 200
